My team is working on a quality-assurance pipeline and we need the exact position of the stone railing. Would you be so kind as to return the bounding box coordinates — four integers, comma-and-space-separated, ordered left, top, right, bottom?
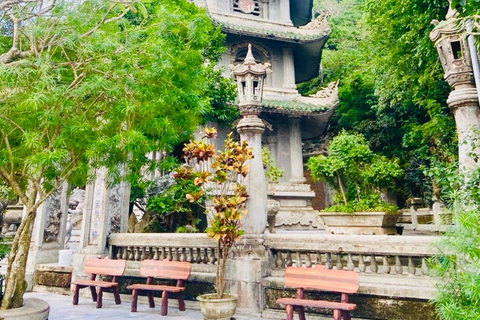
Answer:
109, 233, 218, 264
264, 234, 439, 276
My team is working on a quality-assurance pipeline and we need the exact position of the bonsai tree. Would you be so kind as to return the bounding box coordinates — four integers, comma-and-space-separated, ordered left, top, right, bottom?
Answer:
176, 128, 252, 299
307, 131, 403, 213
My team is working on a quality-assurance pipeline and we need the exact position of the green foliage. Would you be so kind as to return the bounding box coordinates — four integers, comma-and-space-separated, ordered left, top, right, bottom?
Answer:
0, 0, 226, 309
431, 168, 480, 319
262, 147, 283, 182
177, 128, 253, 299
144, 171, 205, 233
308, 0, 457, 202
307, 131, 403, 210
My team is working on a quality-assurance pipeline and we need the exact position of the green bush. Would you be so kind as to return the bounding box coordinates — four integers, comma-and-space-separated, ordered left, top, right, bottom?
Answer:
307, 131, 403, 212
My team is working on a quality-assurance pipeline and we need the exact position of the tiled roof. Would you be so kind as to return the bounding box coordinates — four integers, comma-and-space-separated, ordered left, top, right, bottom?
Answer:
262, 99, 334, 115
208, 13, 330, 43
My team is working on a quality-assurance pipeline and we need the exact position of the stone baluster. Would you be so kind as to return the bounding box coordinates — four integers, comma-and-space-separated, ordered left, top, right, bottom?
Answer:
128, 246, 134, 260
336, 254, 343, 270
325, 253, 333, 269
370, 255, 378, 273
275, 252, 283, 268
116, 247, 122, 260
295, 251, 301, 267
160, 247, 166, 260
305, 253, 312, 268
153, 247, 159, 260
140, 247, 146, 261
347, 254, 354, 271
395, 256, 403, 275
421, 257, 429, 275
286, 252, 293, 267
358, 255, 366, 272
196, 248, 202, 263
167, 247, 172, 261
209, 248, 216, 264
408, 257, 416, 276
203, 248, 209, 264
382, 256, 391, 274
188, 248, 194, 263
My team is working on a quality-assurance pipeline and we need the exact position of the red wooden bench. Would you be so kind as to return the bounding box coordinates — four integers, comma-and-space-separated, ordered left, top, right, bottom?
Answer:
71, 257, 126, 308
127, 260, 191, 316
276, 266, 359, 320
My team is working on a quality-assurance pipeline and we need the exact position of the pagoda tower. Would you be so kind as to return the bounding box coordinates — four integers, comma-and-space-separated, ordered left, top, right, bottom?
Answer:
195, 0, 338, 229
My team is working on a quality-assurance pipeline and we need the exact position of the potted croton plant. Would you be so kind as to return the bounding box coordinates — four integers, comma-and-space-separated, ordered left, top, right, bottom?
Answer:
307, 131, 404, 235
175, 128, 252, 320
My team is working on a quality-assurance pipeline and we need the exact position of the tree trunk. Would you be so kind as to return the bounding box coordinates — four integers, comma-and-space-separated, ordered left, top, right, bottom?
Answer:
336, 173, 348, 205
1, 209, 36, 309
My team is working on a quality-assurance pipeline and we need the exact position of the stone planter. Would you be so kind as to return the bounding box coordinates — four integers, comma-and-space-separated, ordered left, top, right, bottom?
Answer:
197, 293, 237, 320
0, 298, 49, 320
319, 212, 400, 235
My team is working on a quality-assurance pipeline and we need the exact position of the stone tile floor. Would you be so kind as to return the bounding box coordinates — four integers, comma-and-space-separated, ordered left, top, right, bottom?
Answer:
25, 291, 271, 320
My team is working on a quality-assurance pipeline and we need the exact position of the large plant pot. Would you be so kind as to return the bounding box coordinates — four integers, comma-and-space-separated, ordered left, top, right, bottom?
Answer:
197, 293, 238, 320
319, 212, 400, 235
0, 298, 49, 320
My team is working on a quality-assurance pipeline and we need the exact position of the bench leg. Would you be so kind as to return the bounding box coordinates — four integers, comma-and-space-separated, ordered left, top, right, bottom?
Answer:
148, 291, 155, 308
96, 287, 103, 308
286, 305, 294, 320
161, 291, 169, 316
72, 284, 80, 305
131, 289, 138, 312
113, 285, 121, 305
333, 309, 341, 320
342, 310, 351, 320
90, 286, 97, 302
177, 292, 186, 311
297, 306, 306, 320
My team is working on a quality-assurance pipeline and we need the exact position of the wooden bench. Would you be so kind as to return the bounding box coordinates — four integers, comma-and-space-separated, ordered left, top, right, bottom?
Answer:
71, 257, 126, 308
127, 260, 191, 316
276, 266, 359, 320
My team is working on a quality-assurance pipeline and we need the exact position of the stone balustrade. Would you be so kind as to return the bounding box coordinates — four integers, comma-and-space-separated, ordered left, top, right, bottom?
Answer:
264, 234, 439, 277
108, 233, 218, 263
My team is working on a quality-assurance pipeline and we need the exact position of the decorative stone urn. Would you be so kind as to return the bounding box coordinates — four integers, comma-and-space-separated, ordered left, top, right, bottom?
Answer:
197, 293, 238, 320
319, 212, 401, 235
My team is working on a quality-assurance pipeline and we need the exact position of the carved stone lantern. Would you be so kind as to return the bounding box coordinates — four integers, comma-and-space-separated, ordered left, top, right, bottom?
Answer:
430, 5, 480, 171
230, 44, 270, 116
229, 44, 270, 234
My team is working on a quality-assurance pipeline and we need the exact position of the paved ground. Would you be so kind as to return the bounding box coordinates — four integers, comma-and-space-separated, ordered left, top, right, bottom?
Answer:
25, 291, 271, 320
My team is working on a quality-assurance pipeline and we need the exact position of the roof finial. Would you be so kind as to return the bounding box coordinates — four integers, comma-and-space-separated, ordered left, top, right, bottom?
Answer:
244, 43, 256, 65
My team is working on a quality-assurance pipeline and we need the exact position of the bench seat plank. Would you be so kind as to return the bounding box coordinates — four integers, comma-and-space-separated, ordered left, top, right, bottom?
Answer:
127, 284, 185, 293
276, 297, 357, 311
72, 279, 119, 288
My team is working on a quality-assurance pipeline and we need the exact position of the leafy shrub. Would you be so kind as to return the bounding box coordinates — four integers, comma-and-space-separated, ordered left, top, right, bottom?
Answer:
307, 131, 403, 212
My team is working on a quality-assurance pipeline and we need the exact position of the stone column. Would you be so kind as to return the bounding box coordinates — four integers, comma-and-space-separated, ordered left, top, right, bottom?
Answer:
289, 116, 306, 183
283, 47, 296, 90
26, 182, 69, 290
279, 0, 292, 25
448, 89, 480, 171
237, 117, 268, 234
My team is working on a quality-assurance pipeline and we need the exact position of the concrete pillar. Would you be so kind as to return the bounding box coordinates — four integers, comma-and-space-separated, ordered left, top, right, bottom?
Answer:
283, 47, 296, 89
237, 116, 268, 234
26, 182, 69, 290
289, 116, 306, 183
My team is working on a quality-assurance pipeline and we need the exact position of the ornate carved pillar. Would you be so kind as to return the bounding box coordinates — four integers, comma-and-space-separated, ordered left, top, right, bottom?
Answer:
430, 6, 480, 172
289, 116, 306, 183
26, 181, 69, 290
279, 0, 292, 25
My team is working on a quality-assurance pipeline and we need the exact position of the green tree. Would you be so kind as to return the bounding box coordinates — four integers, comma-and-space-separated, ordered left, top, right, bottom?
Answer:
0, 0, 225, 309
307, 0, 456, 202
